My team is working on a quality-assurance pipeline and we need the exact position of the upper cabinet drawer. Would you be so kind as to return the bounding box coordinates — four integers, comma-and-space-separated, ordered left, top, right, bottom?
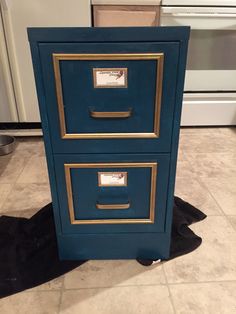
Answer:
39, 41, 179, 153
93, 5, 160, 27
52, 52, 163, 139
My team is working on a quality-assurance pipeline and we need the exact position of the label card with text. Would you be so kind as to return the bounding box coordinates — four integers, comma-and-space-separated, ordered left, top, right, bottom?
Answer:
93, 68, 127, 88
98, 172, 127, 187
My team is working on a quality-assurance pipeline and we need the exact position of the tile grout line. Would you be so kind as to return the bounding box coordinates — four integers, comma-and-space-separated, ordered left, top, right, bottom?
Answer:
167, 279, 236, 286
0, 183, 14, 212
0, 154, 31, 212
56, 278, 168, 292
194, 176, 225, 217
20, 277, 236, 294
161, 263, 177, 314
57, 275, 65, 314
0, 153, 50, 215
198, 177, 236, 231
196, 177, 225, 216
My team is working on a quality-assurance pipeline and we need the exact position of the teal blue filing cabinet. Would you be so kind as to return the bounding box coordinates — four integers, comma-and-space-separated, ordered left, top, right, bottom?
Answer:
28, 27, 189, 260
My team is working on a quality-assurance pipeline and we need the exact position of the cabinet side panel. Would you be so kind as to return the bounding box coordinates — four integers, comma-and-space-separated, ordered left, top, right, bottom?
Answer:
29, 42, 62, 235
165, 36, 190, 254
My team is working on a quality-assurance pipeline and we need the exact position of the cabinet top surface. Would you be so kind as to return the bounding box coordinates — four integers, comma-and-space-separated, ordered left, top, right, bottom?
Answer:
28, 26, 190, 43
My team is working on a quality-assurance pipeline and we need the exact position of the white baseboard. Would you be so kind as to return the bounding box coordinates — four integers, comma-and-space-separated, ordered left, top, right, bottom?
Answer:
181, 93, 236, 126
0, 129, 43, 136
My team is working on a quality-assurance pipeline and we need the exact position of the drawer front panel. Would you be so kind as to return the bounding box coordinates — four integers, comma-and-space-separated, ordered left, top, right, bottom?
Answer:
54, 153, 170, 234
53, 55, 162, 137
39, 42, 179, 153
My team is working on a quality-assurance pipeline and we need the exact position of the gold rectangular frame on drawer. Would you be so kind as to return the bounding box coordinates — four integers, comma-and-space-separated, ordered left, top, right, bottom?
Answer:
52, 53, 164, 139
64, 162, 157, 225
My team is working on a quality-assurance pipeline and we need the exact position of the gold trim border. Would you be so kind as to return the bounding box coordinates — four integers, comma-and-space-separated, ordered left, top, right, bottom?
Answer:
52, 53, 164, 139
64, 162, 157, 225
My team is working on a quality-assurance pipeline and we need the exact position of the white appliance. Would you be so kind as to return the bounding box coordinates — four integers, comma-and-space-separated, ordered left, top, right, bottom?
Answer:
0, 0, 91, 123
0, 6, 18, 122
161, 1, 236, 125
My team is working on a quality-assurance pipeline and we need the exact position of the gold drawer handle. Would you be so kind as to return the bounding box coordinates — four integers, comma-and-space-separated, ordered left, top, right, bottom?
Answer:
90, 109, 132, 119
96, 203, 130, 210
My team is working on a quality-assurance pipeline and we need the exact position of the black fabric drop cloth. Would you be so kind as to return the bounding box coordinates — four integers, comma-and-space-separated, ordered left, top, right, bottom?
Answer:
0, 196, 206, 299
137, 196, 207, 266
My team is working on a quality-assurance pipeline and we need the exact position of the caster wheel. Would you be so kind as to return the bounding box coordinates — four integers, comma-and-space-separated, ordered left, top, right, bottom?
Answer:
137, 259, 161, 266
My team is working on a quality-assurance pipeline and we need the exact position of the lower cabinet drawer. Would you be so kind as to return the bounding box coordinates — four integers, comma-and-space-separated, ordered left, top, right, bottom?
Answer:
54, 153, 170, 234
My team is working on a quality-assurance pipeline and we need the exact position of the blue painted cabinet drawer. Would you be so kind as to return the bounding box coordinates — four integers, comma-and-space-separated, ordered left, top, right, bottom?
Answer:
39, 41, 179, 154
54, 153, 170, 234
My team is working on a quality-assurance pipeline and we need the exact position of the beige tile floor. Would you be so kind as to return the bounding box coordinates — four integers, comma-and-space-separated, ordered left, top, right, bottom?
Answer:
0, 127, 236, 313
